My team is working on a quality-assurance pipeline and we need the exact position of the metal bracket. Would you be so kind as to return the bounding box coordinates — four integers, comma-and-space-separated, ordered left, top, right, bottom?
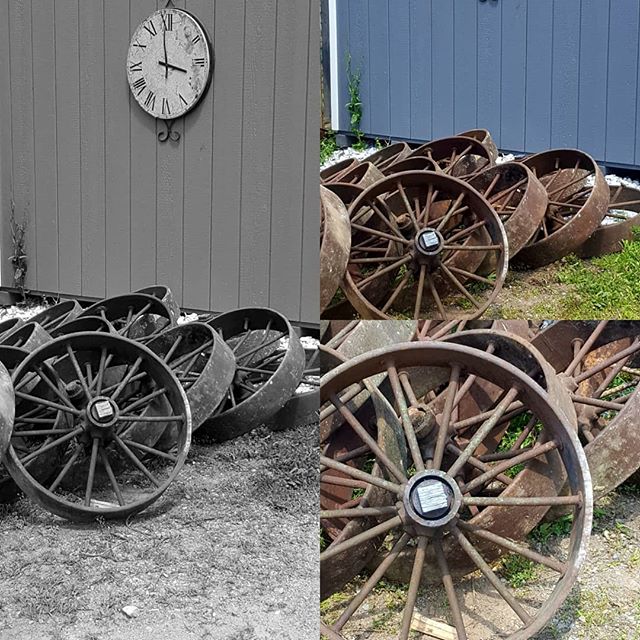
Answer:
158, 118, 181, 143
165, 0, 175, 7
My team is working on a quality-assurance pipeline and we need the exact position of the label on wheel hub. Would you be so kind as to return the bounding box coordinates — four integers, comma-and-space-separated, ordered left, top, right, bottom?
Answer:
418, 230, 440, 252
416, 482, 449, 516
93, 400, 115, 421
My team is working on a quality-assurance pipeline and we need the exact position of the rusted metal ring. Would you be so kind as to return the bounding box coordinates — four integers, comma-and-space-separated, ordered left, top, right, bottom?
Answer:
50, 316, 115, 338
320, 186, 352, 313
335, 162, 384, 189
6, 332, 191, 522
202, 307, 305, 441
134, 285, 182, 323
341, 171, 508, 320
408, 136, 493, 178
146, 322, 236, 432
321, 158, 360, 185
0, 322, 52, 352
382, 156, 438, 176
0, 317, 25, 340
29, 300, 83, 333
363, 142, 412, 172
515, 149, 609, 267
457, 128, 499, 163
0, 361, 14, 466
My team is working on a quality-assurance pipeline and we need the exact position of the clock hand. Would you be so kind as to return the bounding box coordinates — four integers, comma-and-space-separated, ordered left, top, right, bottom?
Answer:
162, 13, 168, 79
158, 60, 188, 73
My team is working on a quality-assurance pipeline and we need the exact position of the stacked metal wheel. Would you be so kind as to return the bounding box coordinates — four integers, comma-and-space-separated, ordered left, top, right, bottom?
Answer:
319, 319, 640, 639
0, 286, 317, 522
321, 130, 640, 320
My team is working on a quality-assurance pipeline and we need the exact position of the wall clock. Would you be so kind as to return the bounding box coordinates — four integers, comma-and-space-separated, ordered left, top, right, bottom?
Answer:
126, 6, 213, 142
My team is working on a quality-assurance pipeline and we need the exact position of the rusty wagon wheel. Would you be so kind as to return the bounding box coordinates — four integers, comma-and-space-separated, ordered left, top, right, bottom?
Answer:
0, 361, 15, 466
29, 300, 82, 333
320, 342, 592, 640
335, 162, 384, 190
457, 128, 499, 163
146, 322, 236, 432
134, 285, 182, 324
78, 293, 174, 341
467, 162, 548, 271
364, 142, 411, 172
576, 183, 640, 258
0, 317, 24, 340
320, 326, 577, 593
5, 332, 191, 522
408, 136, 493, 178
382, 155, 438, 176
342, 171, 508, 320
532, 320, 640, 501
50, 316, 115, 338
266, 327, 319, 430
0, 322, 52, 351
320, 185, 352, 313
514, 149, 609, 268
202, 307, 305, 441
321, 158, 360, 185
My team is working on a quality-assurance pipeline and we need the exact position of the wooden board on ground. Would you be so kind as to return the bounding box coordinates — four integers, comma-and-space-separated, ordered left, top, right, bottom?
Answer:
411, 612, 458, 640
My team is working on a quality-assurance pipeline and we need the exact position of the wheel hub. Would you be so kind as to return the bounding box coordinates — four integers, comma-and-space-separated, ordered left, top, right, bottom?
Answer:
403, 470, 462, 529
86, 396, 119, 436
414, 228, 444, 257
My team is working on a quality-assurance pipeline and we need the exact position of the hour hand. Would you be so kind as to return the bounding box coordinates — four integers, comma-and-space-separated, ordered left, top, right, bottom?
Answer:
158, 60, 187, 73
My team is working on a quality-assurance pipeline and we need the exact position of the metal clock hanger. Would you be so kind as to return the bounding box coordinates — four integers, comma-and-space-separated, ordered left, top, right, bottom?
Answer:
126, 0, 214, 143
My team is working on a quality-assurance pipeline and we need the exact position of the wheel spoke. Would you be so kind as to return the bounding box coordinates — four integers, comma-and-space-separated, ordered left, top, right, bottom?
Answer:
48, 445, 82, 492
121, 438, 178, 462
441, 264, 481, 309
15, 391, 81, 417
320, 515, 402, 562
119, 387, 166, 414
463, 495, 581, 507
84, 438, 100, 506
319, 506, 397, 519
110, 357, 143, 402
399, 536, 428, 640
434, 536, 467, 640
20, 427, 84, 466
113, 435, 161, 487
356, 255, 413, 289
433, 364, 461, 470
320, 455, 402, 495
451, 525, 532, 624
100, 447, 125, 506
66, 344, 92, 401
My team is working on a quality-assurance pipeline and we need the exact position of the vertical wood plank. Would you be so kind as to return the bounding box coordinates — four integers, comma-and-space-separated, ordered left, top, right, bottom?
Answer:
268, 0, 310, 319
335, 0, 350, 133
453, 0, 477, 134
350, 0, 370, 134
210, 0, 244, 312
368, 0, 390, 137
181, 0, 213, 309
501, 0, 527, 152
0, 1, 12, 288
79, 0, 106, 298
409, 0, 431, 140
129, 0, 158, 290
104, 0, 132, 296
525, 0, 553, 152
578, 0, 609, 162
551, 0, 580, 148
9, 0, 36, 290
55, 0, 82, 295
300, 0, 320, 324
431, 1, 454, 138
606, 0, 639, 165
32, 0, 58, 292
477, 0, 501, 145
154, 0, 184, 303
238, 0, 276, 308
389, 0, 411, 140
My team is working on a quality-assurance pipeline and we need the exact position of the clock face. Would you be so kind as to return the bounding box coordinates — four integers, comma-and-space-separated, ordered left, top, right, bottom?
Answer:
127, 8, 212, 120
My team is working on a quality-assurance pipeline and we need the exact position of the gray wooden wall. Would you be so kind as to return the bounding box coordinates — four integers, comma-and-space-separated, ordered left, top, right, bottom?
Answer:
0, 0, 319, 324
333, 0, 640, 170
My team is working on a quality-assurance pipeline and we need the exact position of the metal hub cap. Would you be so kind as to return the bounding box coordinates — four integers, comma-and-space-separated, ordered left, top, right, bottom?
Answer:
87, 397, 119, 431
403, 469, 462, 529
414, 228, 444, 257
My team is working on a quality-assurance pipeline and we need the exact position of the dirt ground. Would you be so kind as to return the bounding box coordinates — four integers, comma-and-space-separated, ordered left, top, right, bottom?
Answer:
0, 423, 318, 640
321, 487, 640, 640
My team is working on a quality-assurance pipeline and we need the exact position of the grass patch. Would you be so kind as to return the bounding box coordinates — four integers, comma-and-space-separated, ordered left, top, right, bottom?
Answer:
576, 590, 612, 628
549, 240, 640, 318
498, 554, 536, 588
529, 513, 574, 544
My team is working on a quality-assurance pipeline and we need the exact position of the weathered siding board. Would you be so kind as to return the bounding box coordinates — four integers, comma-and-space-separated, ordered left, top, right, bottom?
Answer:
32, 1, 59, 293
104, 0, 132, 297
333, 0, 640, 169
606, 0, 639, 165
1, 0, 318, 323
577, 0, 609, 161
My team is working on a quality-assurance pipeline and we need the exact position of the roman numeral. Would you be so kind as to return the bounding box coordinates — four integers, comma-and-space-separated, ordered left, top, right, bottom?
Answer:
133, 41, 146, 49
132, 77, 146, 94
192, 34, 201, 44
162, 13, 173, 31
162, 98, 171, 115
129, 61, 142, 72
143, 20, 157, 37
179, 93, 188, 106
144, 91, 156, 110
193, 57, 206, 67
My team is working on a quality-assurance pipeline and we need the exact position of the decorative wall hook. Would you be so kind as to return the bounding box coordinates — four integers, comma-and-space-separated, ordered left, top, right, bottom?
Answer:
158, 118, 181, 143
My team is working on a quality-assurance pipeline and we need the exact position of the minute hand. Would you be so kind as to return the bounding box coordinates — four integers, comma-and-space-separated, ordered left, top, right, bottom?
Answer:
158, 60, 187, 73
